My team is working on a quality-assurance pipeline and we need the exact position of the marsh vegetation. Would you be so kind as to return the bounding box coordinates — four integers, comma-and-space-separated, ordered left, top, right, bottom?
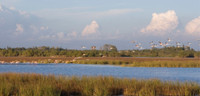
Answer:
75, 59, 200, 68
0, 73, 200, 96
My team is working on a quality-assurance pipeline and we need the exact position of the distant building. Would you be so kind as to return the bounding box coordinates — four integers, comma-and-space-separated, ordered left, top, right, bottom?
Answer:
91, 46, 96, 50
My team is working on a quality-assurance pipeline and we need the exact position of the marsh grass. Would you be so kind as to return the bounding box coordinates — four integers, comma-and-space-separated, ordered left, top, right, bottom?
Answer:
123, 60, 200, 68
75, 60, 200, 68
0, 73, 200, 96
1, 57, 200, 68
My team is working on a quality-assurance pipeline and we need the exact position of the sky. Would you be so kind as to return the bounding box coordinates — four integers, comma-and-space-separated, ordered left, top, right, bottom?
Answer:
0, 0, 200, 50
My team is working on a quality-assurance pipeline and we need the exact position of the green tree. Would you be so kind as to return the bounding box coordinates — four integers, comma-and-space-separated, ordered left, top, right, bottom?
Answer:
101, 44, 118, 52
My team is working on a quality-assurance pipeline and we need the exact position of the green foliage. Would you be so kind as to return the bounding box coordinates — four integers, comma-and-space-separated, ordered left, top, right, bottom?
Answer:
101, 44, 118, 52
194, 52, 200, 58
120, 46, 196, 58
0, 46, 198, 58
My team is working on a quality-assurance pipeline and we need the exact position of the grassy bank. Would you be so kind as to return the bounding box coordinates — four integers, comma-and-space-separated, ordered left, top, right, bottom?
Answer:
75, 59, 200, 68
122, 60, 200, 68
0, 73, 200, 96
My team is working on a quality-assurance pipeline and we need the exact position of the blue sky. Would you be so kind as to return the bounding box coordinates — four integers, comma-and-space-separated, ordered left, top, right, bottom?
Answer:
0, 0, 200, 50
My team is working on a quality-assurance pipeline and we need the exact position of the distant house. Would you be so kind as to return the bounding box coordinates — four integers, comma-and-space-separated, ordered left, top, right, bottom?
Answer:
91, 46, 96, 50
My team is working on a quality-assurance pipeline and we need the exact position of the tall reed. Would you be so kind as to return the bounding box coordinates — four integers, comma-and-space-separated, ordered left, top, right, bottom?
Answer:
0, 73, 200, 96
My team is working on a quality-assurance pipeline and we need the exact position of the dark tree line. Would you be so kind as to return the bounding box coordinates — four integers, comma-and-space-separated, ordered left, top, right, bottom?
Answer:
0, 45, 199, 58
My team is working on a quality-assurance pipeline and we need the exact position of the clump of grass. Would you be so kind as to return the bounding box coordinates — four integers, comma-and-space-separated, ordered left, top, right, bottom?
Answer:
0, 73, 200, 96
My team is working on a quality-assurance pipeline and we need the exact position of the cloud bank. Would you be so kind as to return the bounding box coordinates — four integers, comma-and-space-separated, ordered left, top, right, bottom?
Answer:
0, 5, 48, 42
67, 31, 77, 37
40, 31, 78, 41
141, 10, 178, 35
93, 9, 142, 17
185, 16, 200, 35
32, 8, 141, 20
82, 20, 99, 36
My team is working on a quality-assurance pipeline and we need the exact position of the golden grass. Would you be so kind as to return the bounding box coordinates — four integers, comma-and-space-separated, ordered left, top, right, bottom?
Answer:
75, 60, 200, 68
0, 73, 200, 96
122, 60, 200, 68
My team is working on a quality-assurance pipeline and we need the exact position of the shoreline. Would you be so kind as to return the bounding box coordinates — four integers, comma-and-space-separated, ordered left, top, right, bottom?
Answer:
0, 57, 200, 68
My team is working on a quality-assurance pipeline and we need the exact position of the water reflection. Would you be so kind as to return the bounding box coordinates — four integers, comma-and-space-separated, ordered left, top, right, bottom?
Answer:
0, 63, 200, 83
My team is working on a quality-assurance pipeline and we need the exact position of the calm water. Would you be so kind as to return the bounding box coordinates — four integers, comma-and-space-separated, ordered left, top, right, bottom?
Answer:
0, 63, 200, 83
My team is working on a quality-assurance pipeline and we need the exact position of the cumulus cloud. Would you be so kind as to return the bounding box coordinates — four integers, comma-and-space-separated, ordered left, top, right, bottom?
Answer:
15, 24, 24, 35
82, 20, 99, 36
141, 10, 178, 35
185, 16, 200, 35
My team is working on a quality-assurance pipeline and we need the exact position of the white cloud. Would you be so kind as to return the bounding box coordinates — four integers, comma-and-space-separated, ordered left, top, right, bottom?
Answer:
15, 24, 24, 35
32, 8, 141, 19
18, 10, 30, 17
0, 5, 39, 29
30, 25, 39, 33
40, 26, 49, 31
82, 20, 99, 36
141, 10, 178, 35
67, 31, 77, 37
0, 5, 3, 11
185, 16, 200, 35
0, 5, 28, 16
40, 32, 67, 40
39, 35, 51, 39
56, 32, 65, 39
18, 10, 26, 15
1, 0, 22, 7
39, 31, 78, 41
93, 9, 141, 17
9, 6, 15, 10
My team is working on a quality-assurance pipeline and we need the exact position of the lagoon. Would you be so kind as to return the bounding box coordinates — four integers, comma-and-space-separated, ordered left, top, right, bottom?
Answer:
1, 63, 200, 83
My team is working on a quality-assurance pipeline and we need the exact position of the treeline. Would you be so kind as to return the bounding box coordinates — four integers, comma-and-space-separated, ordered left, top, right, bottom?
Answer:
0, 46, 119, 57
120, 46, 200, 58
0, 46, 199, 58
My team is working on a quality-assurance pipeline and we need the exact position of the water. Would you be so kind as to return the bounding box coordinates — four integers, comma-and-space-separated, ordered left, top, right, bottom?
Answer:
1, 63, 200, 83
